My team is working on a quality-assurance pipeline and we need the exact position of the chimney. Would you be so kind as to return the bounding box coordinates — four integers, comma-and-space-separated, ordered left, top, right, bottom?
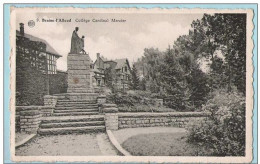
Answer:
19, 23, 24, 36
97, 53, 100, 59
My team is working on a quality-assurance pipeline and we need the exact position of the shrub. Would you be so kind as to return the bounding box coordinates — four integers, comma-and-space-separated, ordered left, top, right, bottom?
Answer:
106, 90, 158, 107
107, 90, 176, 113
186, 90, 245, 156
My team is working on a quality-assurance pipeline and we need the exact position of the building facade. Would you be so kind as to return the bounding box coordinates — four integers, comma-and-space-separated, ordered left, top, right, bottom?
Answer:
92, 53, 132, 91
16, 23, 62, 105
16, 23, 62, 74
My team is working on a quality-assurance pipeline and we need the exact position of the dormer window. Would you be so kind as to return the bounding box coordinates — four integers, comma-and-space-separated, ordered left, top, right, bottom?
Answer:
125, 66, 127, 72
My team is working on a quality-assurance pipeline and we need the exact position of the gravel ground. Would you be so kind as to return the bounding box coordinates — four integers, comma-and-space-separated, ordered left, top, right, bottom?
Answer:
16, 133, 117, 156
112, 127, 186, 144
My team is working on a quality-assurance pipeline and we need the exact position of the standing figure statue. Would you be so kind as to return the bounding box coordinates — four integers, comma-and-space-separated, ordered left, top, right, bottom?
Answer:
80, 36, 86, 54
70, 27, 80, 54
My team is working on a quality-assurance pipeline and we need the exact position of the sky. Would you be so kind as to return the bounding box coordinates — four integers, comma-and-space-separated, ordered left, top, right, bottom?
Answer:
16, 12, 203, 71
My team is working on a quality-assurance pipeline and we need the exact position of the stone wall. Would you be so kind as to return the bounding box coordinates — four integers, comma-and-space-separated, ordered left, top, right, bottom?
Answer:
40, 106, 54, 117
16, 106, 54, 133
16, 106, 41, 133
118, 112, 208, 129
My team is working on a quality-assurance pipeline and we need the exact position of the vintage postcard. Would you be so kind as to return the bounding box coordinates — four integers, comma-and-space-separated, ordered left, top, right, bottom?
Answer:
7, 6, 255, 163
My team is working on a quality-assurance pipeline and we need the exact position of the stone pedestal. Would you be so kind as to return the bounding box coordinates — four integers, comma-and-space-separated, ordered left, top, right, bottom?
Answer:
97, 95, 106, 104
105, 113, 119, 130
65, 53, 98, 101
102, 104, 119, 130
67, 53, 93, 93
44, 95, 58, 107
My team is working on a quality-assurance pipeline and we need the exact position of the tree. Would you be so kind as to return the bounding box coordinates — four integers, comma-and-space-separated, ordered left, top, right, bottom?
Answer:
160, 48, 192, 110
104, 66, 116, 91
173, 35, 210, 109
213, 14, 246, 94
191, 14, 246, 94
134, 48, 164, 93
130, 64, 140, 90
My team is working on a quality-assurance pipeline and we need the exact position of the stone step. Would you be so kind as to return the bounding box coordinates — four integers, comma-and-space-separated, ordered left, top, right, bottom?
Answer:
55, 106, 98, 110
41, 115, 104, 123
38, 125, 105, 135
56, 103, 97, 105
57, 103, 97, 105
57, 100, 97, 103
102, 104, 117, 108
52, 112, 99, 116
40, 121, 105, 128
54, 109, 99, 113
56, 102, 98, 105
55, 104, 99, 107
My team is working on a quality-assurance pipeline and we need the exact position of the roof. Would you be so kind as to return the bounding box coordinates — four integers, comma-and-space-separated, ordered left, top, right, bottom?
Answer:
93, 67, 104, 74
16, 30, 62, 57
100, 56, 108, 62
114, 58, 128, 69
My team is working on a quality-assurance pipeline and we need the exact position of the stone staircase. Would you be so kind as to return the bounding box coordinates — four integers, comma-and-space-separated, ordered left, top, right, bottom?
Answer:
38, 98, 105, 135
53, 99, 100, 116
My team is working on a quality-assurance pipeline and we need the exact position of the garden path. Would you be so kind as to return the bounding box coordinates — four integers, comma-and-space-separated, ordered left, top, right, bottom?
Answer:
16, 133, 118, 156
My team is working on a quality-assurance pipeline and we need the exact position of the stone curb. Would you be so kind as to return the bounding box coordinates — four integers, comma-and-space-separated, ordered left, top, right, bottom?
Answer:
106, 130, 131, 156
15, 134, 37, 148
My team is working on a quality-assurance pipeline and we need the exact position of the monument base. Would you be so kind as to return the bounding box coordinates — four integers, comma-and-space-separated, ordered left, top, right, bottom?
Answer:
67, 53, 93, 93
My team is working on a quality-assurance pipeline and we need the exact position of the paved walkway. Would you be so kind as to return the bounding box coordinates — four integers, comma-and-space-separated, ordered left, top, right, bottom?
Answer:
112, 127, 186, 144
16, 133, 118, 156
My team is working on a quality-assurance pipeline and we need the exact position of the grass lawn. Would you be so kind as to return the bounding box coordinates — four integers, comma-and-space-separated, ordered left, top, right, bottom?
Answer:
122, 132, 209, 156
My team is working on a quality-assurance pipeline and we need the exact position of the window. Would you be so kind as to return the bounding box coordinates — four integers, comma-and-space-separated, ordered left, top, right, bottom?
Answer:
125, 66, 127, 72
46, 54, 57, 74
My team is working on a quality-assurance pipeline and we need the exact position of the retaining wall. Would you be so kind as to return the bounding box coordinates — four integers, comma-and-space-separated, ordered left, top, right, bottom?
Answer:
16, 106, 41, 133
16, 106, 54, 133
118, 112, 208, 129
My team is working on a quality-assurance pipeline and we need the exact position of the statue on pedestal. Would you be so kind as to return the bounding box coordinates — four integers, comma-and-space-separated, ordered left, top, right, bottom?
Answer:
70, 27, 86, 54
